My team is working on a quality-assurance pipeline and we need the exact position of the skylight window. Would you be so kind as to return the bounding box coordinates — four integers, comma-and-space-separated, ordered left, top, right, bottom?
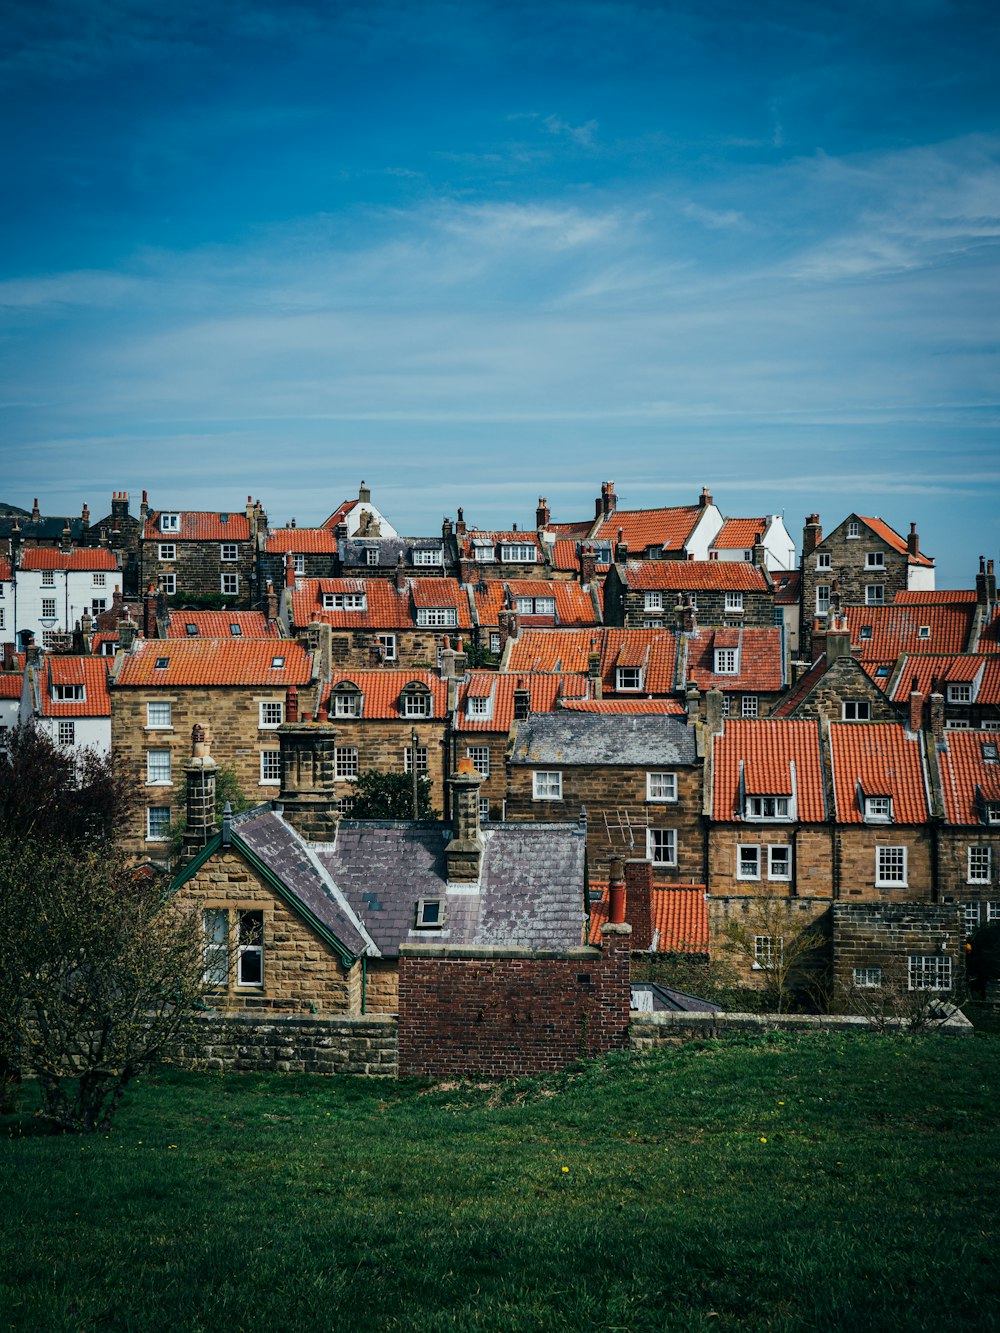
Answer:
271, 656, 285, 669
154, 657, 169, 669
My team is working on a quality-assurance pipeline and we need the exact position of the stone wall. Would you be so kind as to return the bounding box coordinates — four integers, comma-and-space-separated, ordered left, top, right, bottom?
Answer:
172, 1013, 398, 1075
800, 521, 909, 645
397, 929, 632, 1079
708, 826, 835, 899
630, 1006, 971, 1049
835, 826, 934, 901
936, 829, 1000, 913
831, 901, 964, 1003
141, 539, 256, 608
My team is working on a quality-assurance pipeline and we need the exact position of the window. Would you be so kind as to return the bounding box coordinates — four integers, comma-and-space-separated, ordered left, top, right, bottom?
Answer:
147, 702, 172, 729
322, 592, 367, 611
91, 598, 107, 616
815, 585, 830, 616
847, 521, 860, 539
158, 543, 176, 560
0, 610, 4, 631
917, 625, 931, 640
221, 543, 239, 562
859, 626, 872, 640
725, 592, 744, 613
741, 695, 758, 719
489, 632, 501, 655
747, 796, 789, 819
403, 745, 428, 774
815, 552, 832, 570
335, 747, 359, 779
754, 936, 777, 967
146, 806, 171, 841
644, 592, 663, 612
93, 572, 106, 587
985, 804, 1000, 826
962, 835, 989, 874
58, 720, 75, 747
467, 695, 492, 719
333, 689, 361, 718
259, 701, 284, 729
738, 845, 760, 879
646, 772, 677, 802
842, 701, 871, 721
853, 967, 882, 989
981, 742, 999, 762
946, 720, 971, 731
41, 598, 56, 620
532, 771, 562, 800
963, 901, 981, 933
260, 751, 281, 785
479, 797, 491, 822
412, 548, 443, 566
160, 574, 176, 595
616, 667, 643, 691
146, 749, 171, 785
865, 551, 885, 569
647, 828, 677, 866
473, 542, 495, 563
865, 796, 892, 822
402, 688, 432, 718
221, 573, 239, 597
202, 909, 229, 986
236, 911, 264, 987
366, 548, 379, 566
467, 746, 490, 777
416, 608, 457, 627
52, 684, 85, 702
721, 695, 731, 718
714, 649, 738, 675
160, 513, 180, 533
41, 569, 55, 587
516, 596, 556, 616
876, 846, 907, 886
947, 683, 973, 704
908, 955, 952, 991
865, 585, 885, 606
415, 899, 444, 929
500, 543, 535, 563
293, 553, 306, 575
643, 620, 663, 630
768, 845, 791, 880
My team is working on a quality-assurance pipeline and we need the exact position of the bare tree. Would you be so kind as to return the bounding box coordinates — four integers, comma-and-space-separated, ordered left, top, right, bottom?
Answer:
720, 897, 828, 1013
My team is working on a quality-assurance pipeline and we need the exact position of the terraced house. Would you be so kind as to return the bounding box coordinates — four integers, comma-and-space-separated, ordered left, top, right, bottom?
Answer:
139, 499, 266, 608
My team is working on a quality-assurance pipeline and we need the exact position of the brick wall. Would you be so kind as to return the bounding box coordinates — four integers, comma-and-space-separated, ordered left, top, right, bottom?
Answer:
397, 928, 632, 1079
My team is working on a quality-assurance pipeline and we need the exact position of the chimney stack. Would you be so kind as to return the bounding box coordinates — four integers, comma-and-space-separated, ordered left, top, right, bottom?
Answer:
263, 579, 278, 622
277, 713, 339, 838
183, 724, 217, 857
625, 860, 654, 950
81, 502, 90, 525
802, 514, 822, 558
456, 507, 466, 537
143, 583, 159, 639
676, 593, 697, 635
825, 612, 852, 665
117, 611, 137, 654
536, 497, 550, 530
608, 856, 626, 924
394, 554, 406, 591
513, 682, 531, 719
699, 486, 713, 510
446, 757, 485, 882
909, 677, 924, 733
614, 527, 628, 564
686, 679, 701, 723
139, 490, 149, 522
442, 515, 454, 540
358, 480, 371, 505
587, 647, 603, 700
285, 552, 295, 589
752, 532, 767, 568
976, 556, 996, 608
32, 498, 40, 520
578, 543, 597, 586
704, 687, 724, 735
907, 522, 920, 558
601, 481, 617, 517
929, 689, 945, 745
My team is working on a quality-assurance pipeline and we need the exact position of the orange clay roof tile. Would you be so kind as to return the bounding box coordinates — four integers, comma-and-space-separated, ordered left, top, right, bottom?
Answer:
289, 577, 473, 630
457, 672, 566, 731
895, 589, 976, 604
0, 673, 22, 700
506, 628, 680, 695
686, 627, 785, 693
559, 698, 685, 714
712, 719, 827, 822
323, 670, 450, 719
473, 579, 601, 628
938, 729, 1000, 824
710, 518, 766, 550
265, 528, 338, 554
38, 656, 111, 716
829, 722, 929, 823
114, 638, 311, 687
844, 604, 973, 661
20, 548, 120, 571
592, 505, 702, 551
889, 655, 1000, 704
587, 885, 708, 951
856, 516, 934, 567
623, 560, 770, 591
162, 611, 282, 639
143, 511, 252, 541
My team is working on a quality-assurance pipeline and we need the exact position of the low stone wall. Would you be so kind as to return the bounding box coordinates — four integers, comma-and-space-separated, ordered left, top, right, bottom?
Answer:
630, 1007, 973, 1049
171, 1013, 398, 1076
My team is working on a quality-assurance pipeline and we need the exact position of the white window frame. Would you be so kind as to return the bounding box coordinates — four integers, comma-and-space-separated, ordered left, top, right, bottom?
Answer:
853, 967, 882, 989
236, 910, 264, 988
616, 667, 643, 692
865, 795, 892, 822
402, 689, 433, 718
846, 521, 860, 539
815, 552, 832, 570
644, 592, 663, 612
968, 846, 992, 885
41, 597, 57, 620
714, 649, 738, 675
377, 633, 397, 661
52, 684, 85, 702
500, 543, 536, 563
908, 955, 952, 991
768, 845, 791, 880
467, 746, 490, 778
58, 719, 75, 747
258, 701, 284, 729
146, 701, 172, 729
946, 683, 973, 704
865, 551, 885, 569
746, 796, 790, 820
202, 909, 229, 986
403, 745, 428, 774
412, 548, 443, 566
876, 846, 907, 887
221, 543, 239, 562
467, 695, 492, 720
646, 828, 677, 867
489, 632, 501, 655
815, 585, 831, 616
93, 572, 106, 588
365, 548, 380, 566
158, 543, 176, 561
753, 936, 777, 968
335, 747, 359, 779
160, 573, 176, 595
146, 806, 171, 841
741, 695, 758, 719
221, 573, 239, 596
865, 584, 885, 606
160, 513, 180, 533
416, 607, 457, 627
532, 771, 563, 800
724, 592, 744, 613
41, 569, 55, 587
415, 898, 444, 929
646, 772, 677, 803
260, 750, 281, 785
146, 749, 172, 785
737, 845, 761, 880
333, 690, 361, 718
842, 701, 871, 721
293, 553, 306, 575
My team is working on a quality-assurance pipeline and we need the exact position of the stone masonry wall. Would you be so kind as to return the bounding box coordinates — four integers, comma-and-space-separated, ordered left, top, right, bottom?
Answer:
397, 930, 632, 1080
831, 901, 963, 1005
141, 539, 256, 608
172, 1014, 398, 1075
708, 826, 835, 899
936, 829, 1000, 917
801, 522, 909, 646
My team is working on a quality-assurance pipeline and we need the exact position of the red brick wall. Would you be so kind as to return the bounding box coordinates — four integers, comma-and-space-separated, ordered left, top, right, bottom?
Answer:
397, 928, 632, 1079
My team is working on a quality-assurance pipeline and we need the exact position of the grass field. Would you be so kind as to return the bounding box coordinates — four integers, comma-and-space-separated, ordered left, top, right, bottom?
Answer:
2, 1032, 999, 1332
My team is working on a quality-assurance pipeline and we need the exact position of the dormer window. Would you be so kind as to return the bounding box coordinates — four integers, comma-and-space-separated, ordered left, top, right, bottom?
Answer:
746, 796, 790, 820
985, 803, 1000, 826
366, 548, 379, 566
947, 683, 973, 704
52, 684, 85, 702
467, 695, 492, 720
185, 622, 198, 636
416, 607, 457, 627
847, 521, 860, 539
515, 596, 556, 616
412, 547, 443, 566
592, 543, 613, 564
644, 592, 663, 612
616, 667, 643, 691
415, 898, 444, 929
322, 592, 367, 611
473, 541, 495, 563
714, 648, 738, 675
332, 684, 362, 717
864, 795, 892, 822
160, 513, 180, 533
865, 551, 885, 569
500, 543, 535, 563
724, 592, 744, 613
401, 683, 433, 718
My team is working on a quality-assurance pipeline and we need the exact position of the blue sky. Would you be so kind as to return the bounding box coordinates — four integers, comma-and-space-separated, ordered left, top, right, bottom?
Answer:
1, 0, 998, 583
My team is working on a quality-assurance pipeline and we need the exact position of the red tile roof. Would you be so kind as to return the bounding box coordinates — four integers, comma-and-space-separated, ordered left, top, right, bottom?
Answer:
711, 519, 766, 550
0, 557, 12, 581
506, 628, 680, 695
548, 520, 596, 541
895, 589, 976, 604
685, 627, 785, 694
266, 528, 338, 554
587, 885, 708, 951
473, 579, 601, 628
712, 719, 827, 823
38, 656, 111, 716
560, 698, 685, 714
773, 570, 801, 605
889, 655, 1000, 705
856, 516, 934, 568
323, 670, 450, 719
978, 609, 1000, 654
458, 672, 566, 731
0, 673, 22, 700
162, 611, 282, 640
289, 578, 473, 631
143, 511, 252, 541
20, 549, 120, 571
623, 561, 770, 592
845, 604, 973, 661
592, 506, 702, 552
321, 500, 358, 529
114, 638, 311, 688
938, 729, 1000, 824
829, 722, 929, 823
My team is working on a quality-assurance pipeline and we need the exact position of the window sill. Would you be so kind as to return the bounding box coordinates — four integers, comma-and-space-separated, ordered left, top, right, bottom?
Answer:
145, 781, 173, 788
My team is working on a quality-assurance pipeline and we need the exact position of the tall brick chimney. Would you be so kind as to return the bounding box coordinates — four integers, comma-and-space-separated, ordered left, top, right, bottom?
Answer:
802, 514, 822, 558
699, 486, 713, 509
625, 860, 654, 950
81, 502, 90, 525
608, 856, 626, 924
536, 497, 550, 530
976, 557, 996, 608
587, 647, 603, 700
394, 554, 407, 591
579, 544, 597, 586
456, 507, 466, 537
909, 677, 924, 733
929, 688, 945, 744
32, 498, 40, 520
752, 532, 767, 568
143, 584, 159, 639
262, 579, 279, 623
184, 724, 217, 858
907, 523, 920, 558
358, 480, 371, 504
704, 687, 725, 735
601, 481, 617, 517
285, 552, 295, 589
446, 756, 485, 882
676, 594, 697, 635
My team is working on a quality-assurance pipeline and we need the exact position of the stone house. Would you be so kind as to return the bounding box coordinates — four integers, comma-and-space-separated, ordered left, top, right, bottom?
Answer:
603, 560, 775, 631
0, 499, 88, 557
830, 902, 963, 1007
931, 727, 1000, 936
139, 499, 266, 608
886, 655, 1000, 732
260, 527, 339, 586
506, 711, 705, 882
83, 491, 143, 595
471, 578, 602, 660
682, 625, 787, 721
503, 627, 682, 700
110, 636, 314, 861
455, 521, 552, 581
771, 615, 897, 724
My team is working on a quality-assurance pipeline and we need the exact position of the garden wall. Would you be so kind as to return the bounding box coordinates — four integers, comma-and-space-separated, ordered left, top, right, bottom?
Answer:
171, 1013, 398, 1077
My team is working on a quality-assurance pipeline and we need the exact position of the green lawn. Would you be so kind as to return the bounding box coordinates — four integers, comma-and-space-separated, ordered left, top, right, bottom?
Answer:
2, 1033, 999, 1332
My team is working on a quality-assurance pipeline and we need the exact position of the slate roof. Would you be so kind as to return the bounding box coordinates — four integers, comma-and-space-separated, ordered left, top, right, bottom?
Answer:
0, 516, 87, 542
162, 611, 282, 639
20, 548, 120, 571
113, 637, 311, 687
711, 719, 827, 823
588, 885, 708, 952
829, 722, 929, 824
937, 730, 1000, 825
622, 560, 770, 592
337, 537, 451, 569
143, 511, 252, 541
684, 627, 785, 693
509, 712, 697, 767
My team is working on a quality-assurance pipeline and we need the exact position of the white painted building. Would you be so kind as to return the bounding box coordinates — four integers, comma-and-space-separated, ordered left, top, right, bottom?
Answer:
19, 654, 112, 756
7, 548, 122, 650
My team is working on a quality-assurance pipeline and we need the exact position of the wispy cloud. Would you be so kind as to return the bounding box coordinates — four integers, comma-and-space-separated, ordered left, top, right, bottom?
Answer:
541, 114, 598, 147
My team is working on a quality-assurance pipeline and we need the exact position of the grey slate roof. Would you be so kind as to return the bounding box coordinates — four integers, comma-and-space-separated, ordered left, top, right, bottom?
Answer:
337, 536, 459, 569
509, 712, 697, 767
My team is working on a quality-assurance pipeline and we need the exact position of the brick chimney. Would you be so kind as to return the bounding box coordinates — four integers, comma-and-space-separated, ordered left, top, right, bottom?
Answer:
497, 609, 519, 652
358, 480, 371, 504
32, 498, 40, 520
262, 579, 279, 623
536, 497, 550, 529
81, 502, 90, 525
456, 507, 466, 537
802, 514, 822, 558
608, 856, 626, 924
929, 689, 945, 744
587, 647, 603, 700
61, 518, 72, 553
614, 527, 628, 564
442, 516, 454, 540
909, 677, 924, 732
139, 490, 149, 522
143, 584, 159, 639
976, 557, 996, 608
602, 481, 617, 517
513, 681, 531, 719
110, 491, 129, 527
459, 555, 476, 586
446, 756, 485, 882
184, 724, 217, 858
906, 523, 920, 558
394, 554, 407, 591
825, 612, 851, 664
285, 685, 299, 723
579, 544, 597, 586
676, 593, 697, 635
699, 486, 713, 509
752, 532, 767, 568
625, 859, 654, 950
284, 552, 295, 589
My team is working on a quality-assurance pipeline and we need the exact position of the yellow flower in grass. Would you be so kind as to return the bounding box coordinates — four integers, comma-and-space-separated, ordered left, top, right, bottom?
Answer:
562, 1166, 570, 1173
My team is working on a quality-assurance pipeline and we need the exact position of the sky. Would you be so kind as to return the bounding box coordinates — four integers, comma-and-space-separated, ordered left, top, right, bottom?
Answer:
1, 0, 998, 584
